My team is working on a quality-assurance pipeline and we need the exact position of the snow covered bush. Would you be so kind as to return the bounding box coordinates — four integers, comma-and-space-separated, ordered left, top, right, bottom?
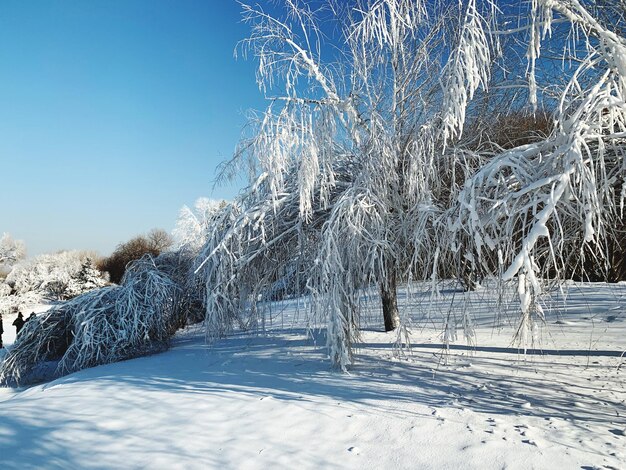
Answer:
4, 250, 107, 302
0, 283, 10, 298
64, 258, 110, 299
0, 256, 184, 386
0, 250, 109, 320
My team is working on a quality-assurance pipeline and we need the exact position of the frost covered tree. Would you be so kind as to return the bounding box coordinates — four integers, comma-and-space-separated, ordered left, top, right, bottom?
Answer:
201, 0, 510, 365
207, 0, 489, 346
450, 0, 626, 344
99, 229, 174, 284
174, 198, 227, 254
170, 198, 229, 324
0, 233, 26, 275
199, 0, 626, 369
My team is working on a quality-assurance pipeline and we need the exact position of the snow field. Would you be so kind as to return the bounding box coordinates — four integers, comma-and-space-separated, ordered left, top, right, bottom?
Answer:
0, 282, 624, 469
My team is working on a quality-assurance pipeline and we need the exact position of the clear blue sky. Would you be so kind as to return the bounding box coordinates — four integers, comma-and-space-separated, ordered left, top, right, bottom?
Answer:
0, 0, 265, 257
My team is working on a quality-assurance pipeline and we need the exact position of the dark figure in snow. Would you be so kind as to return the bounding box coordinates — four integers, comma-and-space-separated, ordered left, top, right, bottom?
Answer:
0, 315, 4, 348
27, 312, 37, 322
12, 313, 25, 335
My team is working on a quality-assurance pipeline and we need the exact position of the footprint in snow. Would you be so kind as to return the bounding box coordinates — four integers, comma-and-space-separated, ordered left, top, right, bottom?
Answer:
514, 424, 530, 437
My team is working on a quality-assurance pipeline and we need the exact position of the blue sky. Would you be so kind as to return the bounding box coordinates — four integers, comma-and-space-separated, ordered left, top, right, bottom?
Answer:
0, 0, 266, 257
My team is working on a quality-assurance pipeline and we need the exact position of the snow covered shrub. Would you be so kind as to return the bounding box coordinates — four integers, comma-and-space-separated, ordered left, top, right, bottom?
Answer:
0, 256, 184, 386
1, 250, 107, 309
0, 283, 15, 317
64, 258, 110, 299
0, 307, 73, 384
0, 290, 40, 318
0, 283, 10, 298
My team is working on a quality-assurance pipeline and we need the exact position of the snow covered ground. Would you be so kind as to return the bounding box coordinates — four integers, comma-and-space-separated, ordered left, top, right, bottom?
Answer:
0, 281, 625, 469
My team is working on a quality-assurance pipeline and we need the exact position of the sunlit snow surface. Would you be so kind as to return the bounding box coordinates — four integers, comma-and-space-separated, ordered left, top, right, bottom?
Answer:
0, 281, 624, 469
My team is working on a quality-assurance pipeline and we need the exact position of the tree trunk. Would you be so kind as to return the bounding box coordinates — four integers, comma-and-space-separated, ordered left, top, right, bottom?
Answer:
380, 265, 400, 332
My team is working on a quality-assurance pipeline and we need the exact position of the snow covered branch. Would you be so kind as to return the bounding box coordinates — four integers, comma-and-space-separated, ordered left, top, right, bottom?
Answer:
0, 256, 184, 386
